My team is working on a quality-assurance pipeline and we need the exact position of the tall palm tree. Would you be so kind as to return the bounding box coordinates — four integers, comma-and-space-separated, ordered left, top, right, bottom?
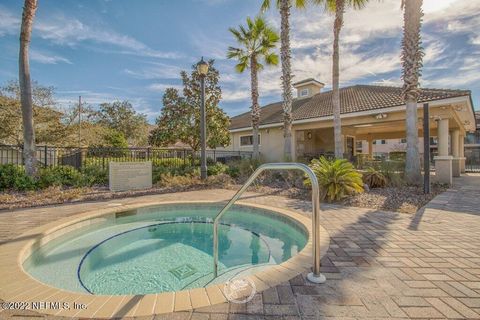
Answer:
261, 0, 306, 161
19, 0, 38, 177
315, 0, 368, 159
401, 0, 424, 184
227, 16, 279, 159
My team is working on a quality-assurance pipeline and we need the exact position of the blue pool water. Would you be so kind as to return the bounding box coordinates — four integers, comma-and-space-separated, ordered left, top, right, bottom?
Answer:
23, 204, 307, 295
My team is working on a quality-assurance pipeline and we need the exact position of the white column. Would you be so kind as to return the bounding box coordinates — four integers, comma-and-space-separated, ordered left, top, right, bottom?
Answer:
459, 133, 466, 173
451, 129, 461, 177
438, 119, 449, 156
435, 119, 453, 185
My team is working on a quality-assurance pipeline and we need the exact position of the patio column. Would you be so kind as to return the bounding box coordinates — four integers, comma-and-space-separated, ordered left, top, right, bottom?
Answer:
451, 129, 461, 177
434, 118, 453, 185
459, 134, 466, 173
368, 138, 373, 157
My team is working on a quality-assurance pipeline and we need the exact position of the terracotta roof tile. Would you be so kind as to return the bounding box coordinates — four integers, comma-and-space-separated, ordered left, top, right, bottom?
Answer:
229, 85, 471, 130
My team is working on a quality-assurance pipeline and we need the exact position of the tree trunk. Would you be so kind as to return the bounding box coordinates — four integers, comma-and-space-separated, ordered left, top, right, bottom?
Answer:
280, 0, 293, 161
250, 56, 260, 159
332, 0, 345, 159
19, 0, 38, 177
402, 0, 423, 184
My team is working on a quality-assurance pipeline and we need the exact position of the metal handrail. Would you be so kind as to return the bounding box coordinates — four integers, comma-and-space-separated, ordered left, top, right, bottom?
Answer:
212, 162, 326, 284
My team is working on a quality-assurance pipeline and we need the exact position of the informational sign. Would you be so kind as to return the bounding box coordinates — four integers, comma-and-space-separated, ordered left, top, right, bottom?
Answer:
109, 161, 152, 192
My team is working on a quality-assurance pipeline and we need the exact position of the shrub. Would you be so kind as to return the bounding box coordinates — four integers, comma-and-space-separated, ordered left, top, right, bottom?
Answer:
80, 165, 108, 186
389, 151, 406, 161
226, 158, 261, 182
156, 173, 200, 188
0, 164, 36, 191
206, 173, 234, 187
207, 162, 228, 176
363, 167, 387, 188
37, 166, 84, 188
378, 160, 405, 187
305, 157, 364, 202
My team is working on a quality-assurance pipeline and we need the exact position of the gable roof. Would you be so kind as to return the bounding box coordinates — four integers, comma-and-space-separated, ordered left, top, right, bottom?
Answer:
229, 85, 471, 130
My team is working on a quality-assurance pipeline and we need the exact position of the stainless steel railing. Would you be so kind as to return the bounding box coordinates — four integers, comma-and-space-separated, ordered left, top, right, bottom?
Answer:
212, 162, 326, 284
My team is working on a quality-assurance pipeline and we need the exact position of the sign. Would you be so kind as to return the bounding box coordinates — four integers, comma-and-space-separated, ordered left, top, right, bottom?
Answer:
109, 161, 152, 192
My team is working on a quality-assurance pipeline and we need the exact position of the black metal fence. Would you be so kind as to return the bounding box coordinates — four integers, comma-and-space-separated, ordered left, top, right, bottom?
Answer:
0, 145, 253, 170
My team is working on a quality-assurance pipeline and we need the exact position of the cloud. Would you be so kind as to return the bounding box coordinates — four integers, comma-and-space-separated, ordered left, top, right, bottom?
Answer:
33, 15, 182, 59
0, 7, 19, 37
124, 62, 184, 80
30, 50, 72, 64
147, 83, 183, 92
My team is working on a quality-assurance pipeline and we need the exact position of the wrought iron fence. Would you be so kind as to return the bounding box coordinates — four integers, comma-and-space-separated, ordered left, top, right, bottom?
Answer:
0, 145, 253, 170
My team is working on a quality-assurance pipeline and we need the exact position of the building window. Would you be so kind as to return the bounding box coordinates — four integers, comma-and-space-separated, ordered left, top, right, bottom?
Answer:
240, 135, 260, 146
401, 138, 407, 143
300, 88, 309, 97
372, 140, 386, 145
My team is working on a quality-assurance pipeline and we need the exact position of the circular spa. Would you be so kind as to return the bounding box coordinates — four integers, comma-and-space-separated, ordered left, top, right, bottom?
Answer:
23, 203, 309, 295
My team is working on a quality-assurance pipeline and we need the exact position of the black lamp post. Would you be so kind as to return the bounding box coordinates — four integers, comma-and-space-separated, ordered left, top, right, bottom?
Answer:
197, 57, 209, 180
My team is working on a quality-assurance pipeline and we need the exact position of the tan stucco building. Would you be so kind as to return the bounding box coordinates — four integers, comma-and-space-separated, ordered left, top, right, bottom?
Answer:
224, 79, 476, 185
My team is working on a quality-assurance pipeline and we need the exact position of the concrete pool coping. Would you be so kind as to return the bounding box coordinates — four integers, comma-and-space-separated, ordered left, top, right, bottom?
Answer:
0, 200, 330, 318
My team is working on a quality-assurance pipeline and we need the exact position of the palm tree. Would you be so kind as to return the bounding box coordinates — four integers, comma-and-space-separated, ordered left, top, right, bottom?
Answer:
261, 0, 306, 161
401, 0, 424, 184
19, 0, 38, 177
315, 0, 368, 159
227, 16, 279, 159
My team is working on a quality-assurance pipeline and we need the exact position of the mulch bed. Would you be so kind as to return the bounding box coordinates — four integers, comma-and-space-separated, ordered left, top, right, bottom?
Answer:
342, 184, 448, 214
0, 183, 447, 214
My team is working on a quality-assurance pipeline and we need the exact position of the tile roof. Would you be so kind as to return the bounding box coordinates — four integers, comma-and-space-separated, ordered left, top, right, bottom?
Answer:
229, 85, 471, 130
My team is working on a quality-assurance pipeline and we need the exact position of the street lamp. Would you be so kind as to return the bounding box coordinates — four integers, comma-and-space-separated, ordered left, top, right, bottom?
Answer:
197, 57, 209, 180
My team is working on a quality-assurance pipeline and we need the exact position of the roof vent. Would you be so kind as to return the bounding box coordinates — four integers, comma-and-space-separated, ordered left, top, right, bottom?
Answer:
293, 78, 325, 99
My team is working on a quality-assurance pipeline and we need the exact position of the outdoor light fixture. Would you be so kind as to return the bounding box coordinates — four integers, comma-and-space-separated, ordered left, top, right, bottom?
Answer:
197, 57, 209, 180
197, 57, 209, 76
307, 132, 312, 140
374, 113, 388, 120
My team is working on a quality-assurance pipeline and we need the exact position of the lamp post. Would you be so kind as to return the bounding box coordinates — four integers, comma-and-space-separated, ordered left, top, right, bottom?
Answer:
197, 57, 209, 180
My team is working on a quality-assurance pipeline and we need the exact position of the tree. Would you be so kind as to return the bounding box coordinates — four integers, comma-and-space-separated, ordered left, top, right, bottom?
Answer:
315, 0, 368, 159
227, 16, 280, 159
149, 60, 230, 151
95, 100, 148, 146
401, 0, 424, 184
19, 0, 38, 176
261, 0, 306, 161
0, 81, 77, 145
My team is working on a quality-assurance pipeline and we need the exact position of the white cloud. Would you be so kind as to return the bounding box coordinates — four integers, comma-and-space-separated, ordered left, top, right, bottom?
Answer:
124, 62, 184, 80
147, 83, 183, 92
0, 7, 19, 37
30, 50, 72, 64
34, 15, 182, 59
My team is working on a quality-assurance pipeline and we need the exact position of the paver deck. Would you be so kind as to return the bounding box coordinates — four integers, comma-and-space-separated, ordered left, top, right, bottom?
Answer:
1, 174, 480, 319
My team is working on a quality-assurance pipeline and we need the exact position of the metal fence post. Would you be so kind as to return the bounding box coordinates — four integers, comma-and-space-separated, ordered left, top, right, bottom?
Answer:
44, 145, 48, 167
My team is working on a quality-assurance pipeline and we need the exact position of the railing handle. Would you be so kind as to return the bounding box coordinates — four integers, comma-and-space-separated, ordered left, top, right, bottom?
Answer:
212, 163, 326, 284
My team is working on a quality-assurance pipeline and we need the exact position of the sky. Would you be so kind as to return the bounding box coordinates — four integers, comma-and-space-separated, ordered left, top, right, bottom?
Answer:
0, 0, 479, 123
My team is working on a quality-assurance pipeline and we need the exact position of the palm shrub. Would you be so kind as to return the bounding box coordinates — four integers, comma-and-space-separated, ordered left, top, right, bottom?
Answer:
305, 157, 363, 202
363, 167, 387, 188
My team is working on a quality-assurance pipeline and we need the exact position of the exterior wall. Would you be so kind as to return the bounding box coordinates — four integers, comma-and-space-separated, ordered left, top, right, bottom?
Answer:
226, 127, 284, 161
357, 138, 426, 157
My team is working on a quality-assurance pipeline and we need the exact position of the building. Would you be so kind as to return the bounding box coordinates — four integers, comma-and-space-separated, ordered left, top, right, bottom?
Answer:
225, 79, 476, 185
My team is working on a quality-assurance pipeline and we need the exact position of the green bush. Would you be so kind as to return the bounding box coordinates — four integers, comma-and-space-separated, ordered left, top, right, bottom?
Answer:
207, 162, 228, 176
80, 165, 108, 186
37, 166, 84, 188
226, 158, 261, 181
305, 157, 364, 202
0, 164, 36, 191
389, 151, 406, 161
363, 167, 387, 188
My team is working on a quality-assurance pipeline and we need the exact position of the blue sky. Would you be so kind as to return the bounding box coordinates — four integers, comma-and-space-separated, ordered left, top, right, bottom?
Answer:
0, 0, 478, 123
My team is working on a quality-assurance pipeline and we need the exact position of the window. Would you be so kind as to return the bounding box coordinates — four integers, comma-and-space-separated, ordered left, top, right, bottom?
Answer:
300, 88, 309, 97
373, 140, 386, 145
401, 138, 407, 143
240, 135, 260, 146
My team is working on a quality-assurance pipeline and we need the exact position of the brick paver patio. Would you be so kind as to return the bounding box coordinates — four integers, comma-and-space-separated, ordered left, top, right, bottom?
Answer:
1, 174, 479, 319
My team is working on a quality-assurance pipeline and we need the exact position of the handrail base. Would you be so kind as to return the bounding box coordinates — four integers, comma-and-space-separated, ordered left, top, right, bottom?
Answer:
307, 272, 326, 284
